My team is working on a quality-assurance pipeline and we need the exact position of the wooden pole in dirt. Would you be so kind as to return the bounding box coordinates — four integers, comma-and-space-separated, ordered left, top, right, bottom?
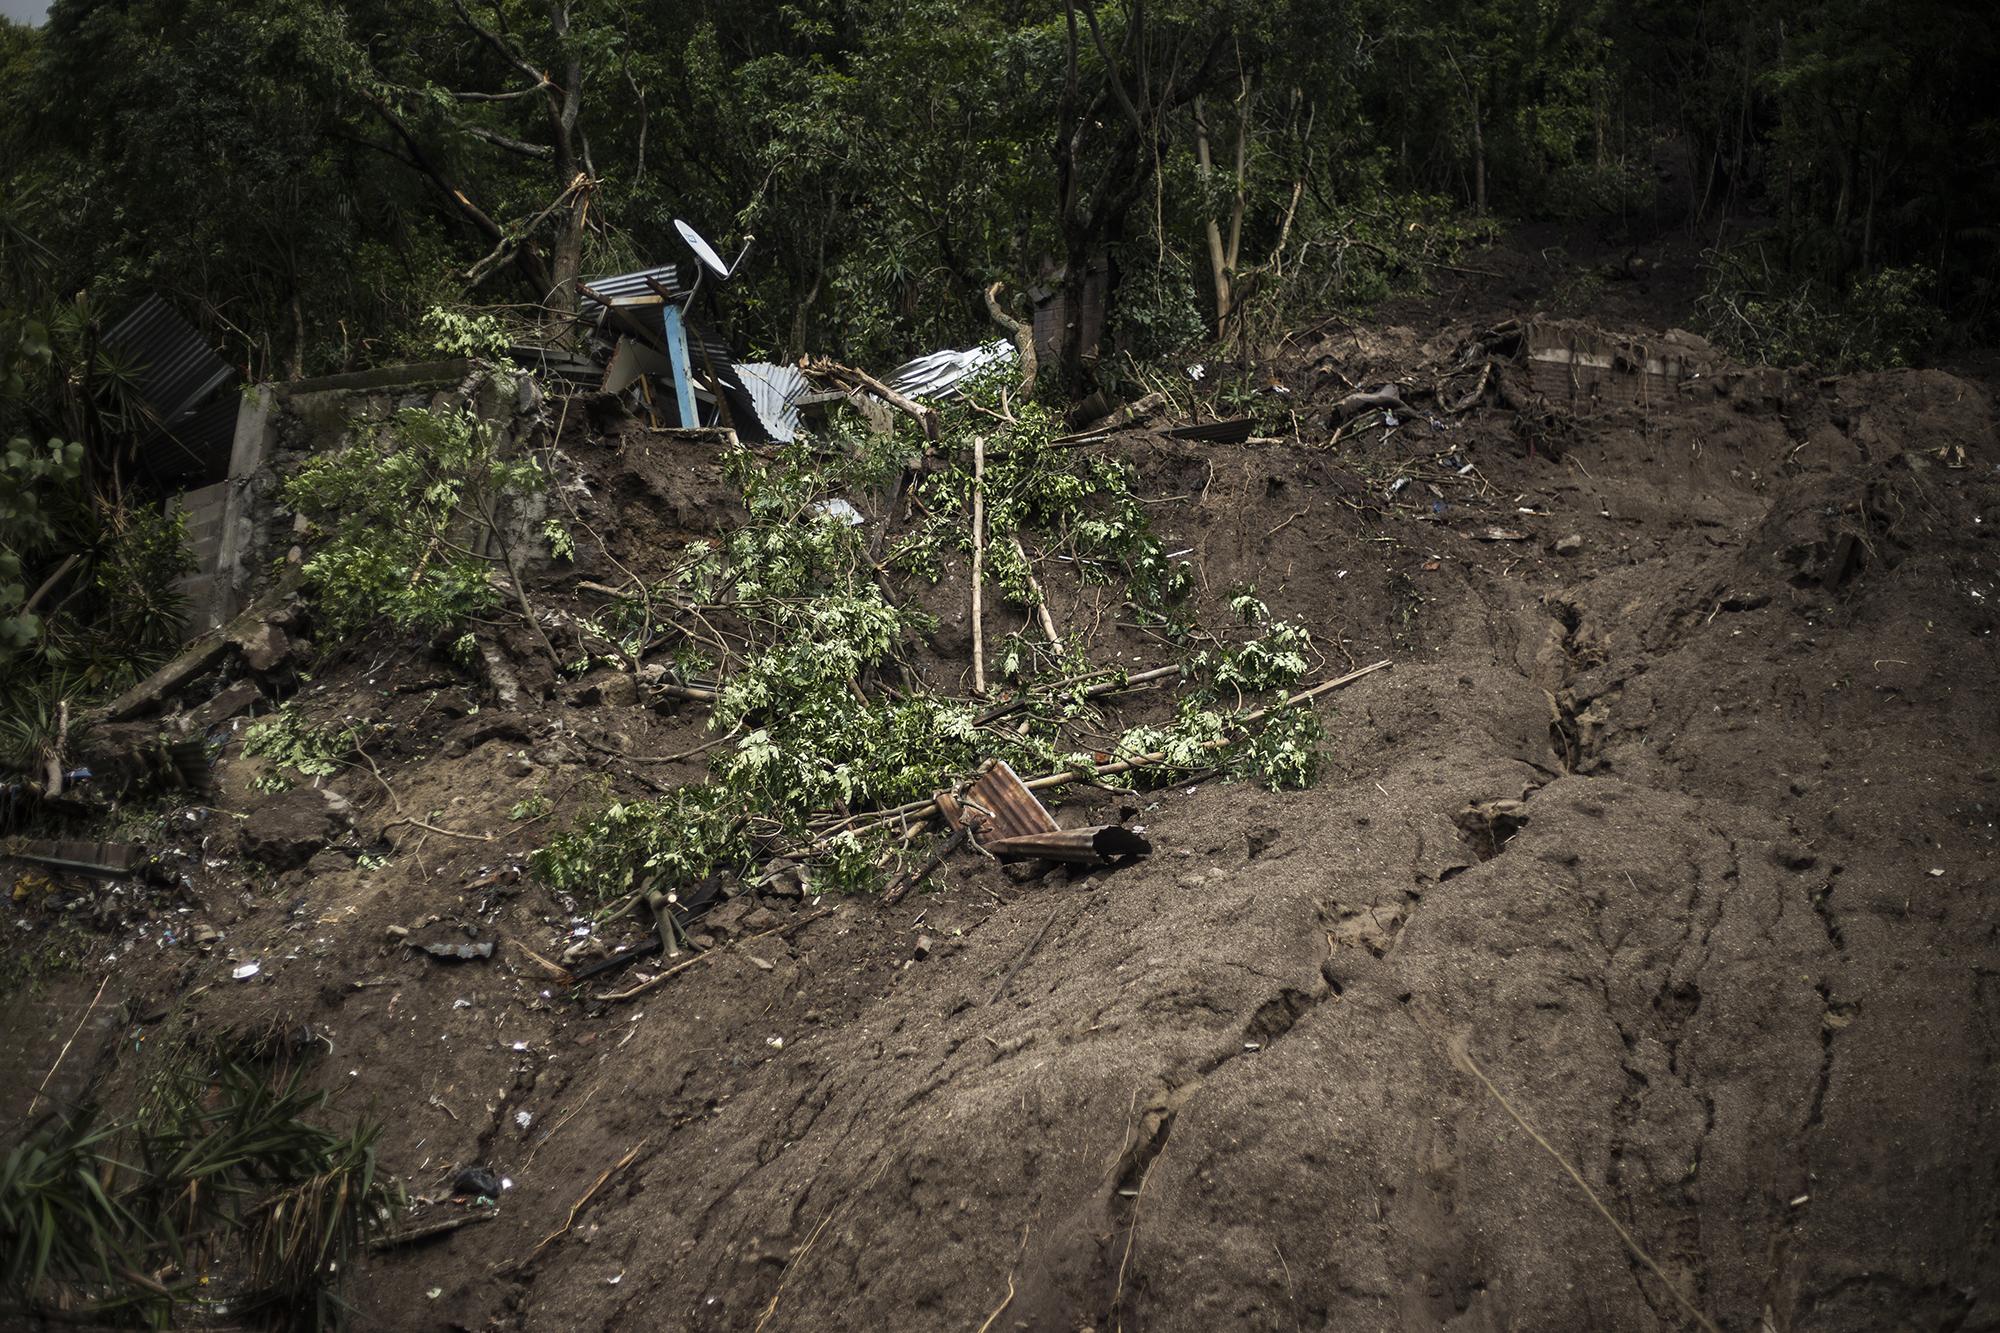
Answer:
971, 435, 988, 697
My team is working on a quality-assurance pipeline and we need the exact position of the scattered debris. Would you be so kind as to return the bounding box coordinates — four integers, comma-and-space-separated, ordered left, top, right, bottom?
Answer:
232, 961, 262, 981
1161, 417, 1256, 444
91, 583, 300, 725
814, 497, 866, 526
594, 908, 832, 1002
411, 938, 496, 963
452, 1166, 502, 1199
12, 839, 149, 878
1475, 527, 1531, 542
368, 1207, 497, 1253
883, 340, 1016, 402
940, 761, 1150, 867
1555, 533, 1584, 555
733, 361, 812, 442
804, 356, 941, 440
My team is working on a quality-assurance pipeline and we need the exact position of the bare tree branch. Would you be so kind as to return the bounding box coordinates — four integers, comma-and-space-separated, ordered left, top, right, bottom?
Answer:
467, 124, 553, 158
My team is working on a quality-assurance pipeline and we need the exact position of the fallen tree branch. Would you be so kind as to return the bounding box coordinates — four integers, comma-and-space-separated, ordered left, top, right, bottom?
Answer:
384, 817, 495, 843
882, 825, 973, 906
972, 663, 1181, 727
370, 1208, 497, 1252
1010, 534, 1065, 653
1332, 384, 1419, 420
805, 357, 940, 441
989, 904, 1060, 1005
1449, 1035, 1722, 1333
1444, 359, 1495, 414
814, 660, 1393, 841
984, 281, 1038, 399
594, 908, 832, 1001
504, 1139, 648, 1272
1025, 659, 1393, 790
27, 973, 108, 1120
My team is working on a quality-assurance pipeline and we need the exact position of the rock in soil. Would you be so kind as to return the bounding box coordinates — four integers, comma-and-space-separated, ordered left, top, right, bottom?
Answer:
234, 786, 351, 869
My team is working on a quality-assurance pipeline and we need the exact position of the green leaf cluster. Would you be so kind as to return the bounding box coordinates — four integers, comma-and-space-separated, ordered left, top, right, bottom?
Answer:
284, 394, 544, 642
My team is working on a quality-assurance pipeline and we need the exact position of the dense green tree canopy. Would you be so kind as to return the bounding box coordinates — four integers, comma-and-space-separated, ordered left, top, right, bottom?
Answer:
0, 0, 1993, 380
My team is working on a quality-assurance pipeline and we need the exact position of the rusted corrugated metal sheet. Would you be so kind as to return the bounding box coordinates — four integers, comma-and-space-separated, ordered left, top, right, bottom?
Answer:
982, 826, 1151, 864
955, 762, 1060, 839
940, 761, 1151, 866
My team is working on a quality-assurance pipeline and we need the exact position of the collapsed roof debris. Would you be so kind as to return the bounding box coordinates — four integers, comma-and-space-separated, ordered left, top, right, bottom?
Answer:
938, 760, 1150, 866
103, 294, 240, 486
733, 361, 811, 443
884, 339, 1016, 402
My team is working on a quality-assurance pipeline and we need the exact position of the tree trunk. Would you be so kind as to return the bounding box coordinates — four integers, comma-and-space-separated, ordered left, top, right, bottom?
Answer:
1196, 77, 1252, 344
541, 0, 587, 319
1195, 97, 1232, 337
1470, 88, 1486, 215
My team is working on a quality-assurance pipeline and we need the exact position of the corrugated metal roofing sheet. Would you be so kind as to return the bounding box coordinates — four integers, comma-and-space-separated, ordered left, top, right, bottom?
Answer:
733, 362, 808, 443
579, 263, 692, 317
102, 295, 236, 432
884, 340, 1015, 401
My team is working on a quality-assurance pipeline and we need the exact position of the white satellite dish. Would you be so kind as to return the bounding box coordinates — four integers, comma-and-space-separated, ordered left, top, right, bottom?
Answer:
675, 219, 732, 280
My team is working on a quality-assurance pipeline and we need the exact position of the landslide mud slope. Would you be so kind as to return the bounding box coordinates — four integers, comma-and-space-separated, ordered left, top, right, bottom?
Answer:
5, 327, 1996, 1333
480, 368, 1995, 1333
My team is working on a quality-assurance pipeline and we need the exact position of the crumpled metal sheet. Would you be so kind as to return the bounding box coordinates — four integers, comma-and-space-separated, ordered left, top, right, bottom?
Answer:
733, 361, 809, 442
883, 340, 1016, 402
938, 761, 1151, 866
981, 826, 1151, 864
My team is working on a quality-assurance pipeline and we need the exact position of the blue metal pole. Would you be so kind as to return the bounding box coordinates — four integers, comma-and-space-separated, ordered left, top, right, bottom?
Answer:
660, 302, 698, 428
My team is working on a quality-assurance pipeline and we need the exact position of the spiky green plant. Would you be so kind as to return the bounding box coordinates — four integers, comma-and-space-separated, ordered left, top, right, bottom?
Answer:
0, 1060, 394, 1329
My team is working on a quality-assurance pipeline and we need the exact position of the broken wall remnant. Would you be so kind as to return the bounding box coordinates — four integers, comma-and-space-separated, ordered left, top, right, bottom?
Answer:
170, 360, 546, 642
1522, 321, 1719, 412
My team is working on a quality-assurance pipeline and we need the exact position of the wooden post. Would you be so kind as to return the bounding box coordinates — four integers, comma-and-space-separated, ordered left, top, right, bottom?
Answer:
970, 435, 987, 697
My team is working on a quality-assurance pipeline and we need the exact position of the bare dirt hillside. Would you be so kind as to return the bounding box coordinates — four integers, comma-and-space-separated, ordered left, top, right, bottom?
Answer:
5, 259, 1997, 1331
